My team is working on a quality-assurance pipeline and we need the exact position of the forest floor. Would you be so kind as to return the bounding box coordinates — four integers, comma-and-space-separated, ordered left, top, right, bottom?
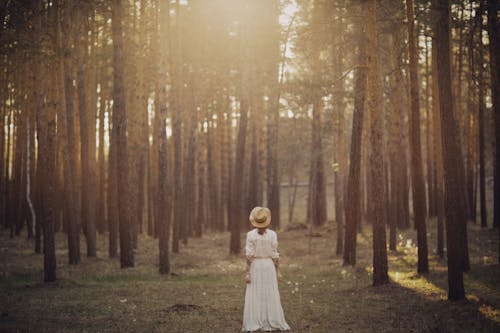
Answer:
0, 220, 499, 333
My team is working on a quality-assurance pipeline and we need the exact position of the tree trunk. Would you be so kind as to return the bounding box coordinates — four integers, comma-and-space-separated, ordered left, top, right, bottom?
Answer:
171, 0, 184, 253
38, 0, 59, 282
308, 0, 327, 227
77, 11, 96, 258
97, 82, 107, 234
477, 2, 487, 228
60, 2, 80, 264
432, 35, 445, 258
406, 0, 429, 274
207, 112, 221, 232
365, 0, 389, 286
230, 21, 250, 255
28, 0, 43, 254
196, 129, 205, 238
248, 118, 260, 213
266, 0, 281, 231
183, 72, 197, 239
343, 13, 367, 266
388, 30, 403, 252
112, 0, 134, 268
487, 0, 500, 258
157, 0, 171, 274
108, 97, 119, 258
332, 9, 345, 256
433, 0, 466, 301
425, 35, 436, 219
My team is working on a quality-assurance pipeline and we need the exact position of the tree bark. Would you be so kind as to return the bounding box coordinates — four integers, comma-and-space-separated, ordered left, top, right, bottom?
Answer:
171, 0, 184, 254
406, 0, 429, 274
365, 0, 389, 286
433, 0, 466, 300
432, 35, 445, 258
266, 0, 281, 230
477, 2, 487, 228
77, 9, 96, 258
97, 80, 107, 234
112, 0, 134, 268
38, 0, 58, 282
308, 0, 328, 227
60, 1, 80, 264
230, 16, 250, 255
157, 0, 171, 274
487, 0, 500, 261
343, 12, 367, 267
388, 30, 403, 252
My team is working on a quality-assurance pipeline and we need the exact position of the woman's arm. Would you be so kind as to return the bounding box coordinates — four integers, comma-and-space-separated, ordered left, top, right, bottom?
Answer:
272, 232, 283, 282
245, 256, 253, 283
245, 232, 255, 283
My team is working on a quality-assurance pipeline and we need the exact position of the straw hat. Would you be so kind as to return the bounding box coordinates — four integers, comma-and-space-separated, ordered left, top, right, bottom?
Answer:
249, 206, 271, 228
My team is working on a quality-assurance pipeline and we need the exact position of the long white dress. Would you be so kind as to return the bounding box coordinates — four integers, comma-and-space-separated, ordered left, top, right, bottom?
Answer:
242, 229, 290, 332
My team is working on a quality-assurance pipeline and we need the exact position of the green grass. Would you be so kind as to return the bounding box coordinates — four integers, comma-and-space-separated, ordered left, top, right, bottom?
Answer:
1, 220, 499, 332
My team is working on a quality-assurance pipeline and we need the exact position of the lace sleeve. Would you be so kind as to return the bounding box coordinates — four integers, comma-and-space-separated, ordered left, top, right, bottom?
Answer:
271, 231, 279, 259
245, 232, 255, 258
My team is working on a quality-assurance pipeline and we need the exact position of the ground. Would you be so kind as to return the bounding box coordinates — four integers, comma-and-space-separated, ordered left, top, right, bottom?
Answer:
0, 220, 499, 333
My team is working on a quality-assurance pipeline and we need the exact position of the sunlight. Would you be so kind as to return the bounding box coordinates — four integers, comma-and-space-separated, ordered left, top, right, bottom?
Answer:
388, 271, 447, 301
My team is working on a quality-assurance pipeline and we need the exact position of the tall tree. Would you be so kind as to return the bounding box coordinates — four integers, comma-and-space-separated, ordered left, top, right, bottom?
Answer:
332, 3, 346, 256
433, 0, 466, 300
112, 0, 134, 268
365, 0, 389, 286
476, 1, 487, 228
343, 7, 367, 267
387, 29, 404, 252
38, 0, 58, 282
266, 0, 281, 230
76, 7, 96, 258
230, 3, 250, 255
406, 0, 429, 274
60, 1, 80, 264
308, 0, 328, 227
171, 0, 184, 253
431, 35, 445, 258
157, 0, 170, 274
487, 0, 500, 260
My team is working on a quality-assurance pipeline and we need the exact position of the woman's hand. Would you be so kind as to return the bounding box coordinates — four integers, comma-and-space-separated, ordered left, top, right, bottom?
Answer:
277, 270, 283, 282
245, 273, 251, 284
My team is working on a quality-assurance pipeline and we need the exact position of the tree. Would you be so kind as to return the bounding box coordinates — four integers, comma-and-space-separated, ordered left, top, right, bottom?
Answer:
387, 29, 404, 252
343, 9, 367, 267
487, 0, 500, 261
433, 0, 466, 301
60, 0, 80, 265
476, 1, 487, 228
230, 2, 250, 255
171, 0, 184, 254
307, 0, 328, 227
266, 0, 281, 231
431, 34, 445, 258
331, 3, 346, 256
76, 6, 97, 258
365, 0, 389, 286
112, 0, 134, 268
157, 0, 170, 274
38, 0, 58, 282
406, 0, 429, 274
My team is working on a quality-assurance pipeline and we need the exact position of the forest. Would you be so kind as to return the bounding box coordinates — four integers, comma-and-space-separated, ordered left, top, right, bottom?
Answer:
0, 0, 499, 332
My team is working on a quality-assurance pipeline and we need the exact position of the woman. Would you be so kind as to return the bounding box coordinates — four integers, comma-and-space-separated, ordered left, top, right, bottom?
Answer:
242, 206, 290, 332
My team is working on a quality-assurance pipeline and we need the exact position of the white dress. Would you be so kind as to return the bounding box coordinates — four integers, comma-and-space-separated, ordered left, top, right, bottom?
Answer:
242, 229, 290, 332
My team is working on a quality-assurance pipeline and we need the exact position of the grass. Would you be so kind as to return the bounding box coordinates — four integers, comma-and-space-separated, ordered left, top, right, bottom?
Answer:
0, 219, 499, 332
